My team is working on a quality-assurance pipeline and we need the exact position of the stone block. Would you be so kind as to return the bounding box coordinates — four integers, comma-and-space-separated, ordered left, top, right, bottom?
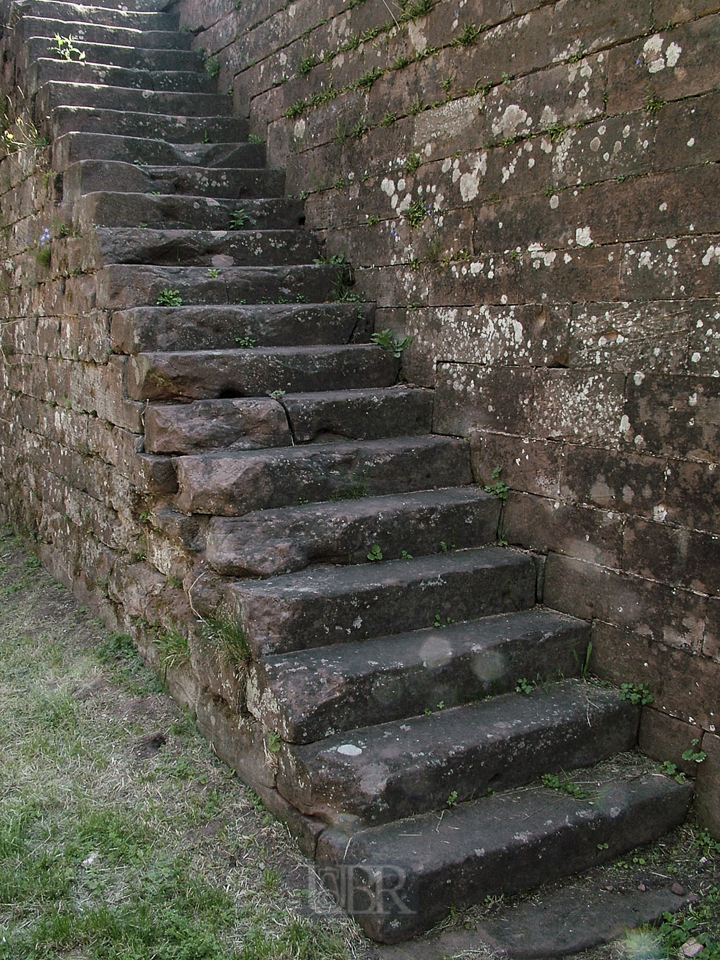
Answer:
621, 235, 720, 300
695, 731, 720, 838
544, 553, 707, 651
470, 431, 564, 498
433, 363, 534, 437
531, 369, 626, 444
589, 621, 719, 731
664, 458, 720, 535
703, 597, 720, 661
653, 89, 720, 172
560, 444, 667, 518
638, 708, 705, 774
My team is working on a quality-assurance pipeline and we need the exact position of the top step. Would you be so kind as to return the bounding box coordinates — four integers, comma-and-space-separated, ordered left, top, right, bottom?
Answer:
10, 0, 178, 29
15, 16, 192, 49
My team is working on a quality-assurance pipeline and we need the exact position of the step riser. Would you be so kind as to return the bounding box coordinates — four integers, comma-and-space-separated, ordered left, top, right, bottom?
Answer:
16, 1, 178, 29
50, 109, 248, 144
175, 436, 472, 519
111, 304, 373, 355
250, 611, 591, 743
126, 345, 397, 402
316, 776, 693, 942
231, 547, 534, 657
144, 398, 293, 455
94, 228, 316, 269
53, 134, 262, 171
282, 389, 434, 444
207, 488, 500, 577
73, 194, 301, 232
27, 60, 215, 97
18, 18, 192, 50
36, 82, 232, 119
23, 37, 203, 73
63, 160, 283, 202
96, 265, 336, 310
278, 686, 640, 826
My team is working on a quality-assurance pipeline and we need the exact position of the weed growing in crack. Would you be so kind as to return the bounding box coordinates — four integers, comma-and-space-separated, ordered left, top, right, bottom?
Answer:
156, 288, 183, 306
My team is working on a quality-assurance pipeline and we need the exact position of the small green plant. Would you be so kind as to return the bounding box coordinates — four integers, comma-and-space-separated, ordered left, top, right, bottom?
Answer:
284, 99, 306, 119
201, 130, 211, 143
401, 550, 413, 559
248, 132, 263, 144
568, 41, 586, 63
205, 54, 220, 77
433, 613, 454, 628
49, 33, 86, 61
515, 677, 536, 695
400, 0, 433, 21
297, 53, 318, 76
483, 466, 509, 501
34, 245, 52, 268
156, 288, 183, 306
267, 731, 282, 753
370, 328, 413, 357
367, 214, 381, 225
203, 615, 251, 667
452, 23, 481, 46
446, 790, 458, 808
268, 389, 286, 400
547, 123, 566, 142
229, 209, 252, 229
167, 574, 183, 589
408, 95, 425, 116
156, 628, 190, 676
405, 199, 428, 227
351, 67, 383, 90
404, 152, 421, 173
644, 92, 666, 114
366, 543, 383, 562
381, 111, 397, 126
207, 268, 219, 278
314, 252, 349, 266
541, 772, 586, 798
574, 641, 593, 680
619, 682, 654, 705
597, 842, 609, 850
501, 70, 512, 84
659, 760, 686, 783
682, 739, 707, 764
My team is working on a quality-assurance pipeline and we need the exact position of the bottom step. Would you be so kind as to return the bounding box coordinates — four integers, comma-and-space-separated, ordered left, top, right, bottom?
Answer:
315, 765, 692, 942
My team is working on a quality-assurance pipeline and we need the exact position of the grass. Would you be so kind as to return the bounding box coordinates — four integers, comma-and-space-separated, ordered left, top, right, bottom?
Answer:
0, 527, 367, 960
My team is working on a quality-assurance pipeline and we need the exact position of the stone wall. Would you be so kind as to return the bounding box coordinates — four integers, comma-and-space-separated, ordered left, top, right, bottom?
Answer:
175, 0, 720, 830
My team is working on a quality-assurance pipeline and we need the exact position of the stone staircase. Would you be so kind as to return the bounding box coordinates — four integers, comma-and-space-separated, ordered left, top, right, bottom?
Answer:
9, 0, 693, 945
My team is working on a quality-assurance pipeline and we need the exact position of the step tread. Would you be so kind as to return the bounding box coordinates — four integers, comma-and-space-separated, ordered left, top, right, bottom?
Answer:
19, 17, 193, 48
249, 607, 589, 741
206, 484, 499, 576
278, 680, 639, 825
50, 108, 247, 143
315, 767, 693, 942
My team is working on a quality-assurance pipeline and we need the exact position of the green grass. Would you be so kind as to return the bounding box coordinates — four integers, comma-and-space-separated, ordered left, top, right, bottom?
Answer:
0, 527, 366, 960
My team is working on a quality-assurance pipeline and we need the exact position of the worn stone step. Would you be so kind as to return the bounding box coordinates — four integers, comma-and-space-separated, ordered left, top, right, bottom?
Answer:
27, 59, 215, 98
248, 608, 589, 743
17, 17, 192, 51
315, 769, 693, 942
111, 303, 373, 355
174, 434, 472, 518
206, 484, 498, 577
60, 0, 172, 11
73, 192, 300, 232
23, 36, 202, 73
281, 386, 434, 443
228, 545, 533, 657
36, 81, 232, 120
92, 227, 317, 268
63, 160, 283, 202
277, 681, 640, 826
53, 133, 262, 171
15, 1, 178, 29
144, 397, 293, 455
96, 263, 338, 309
49, 107, 247, 144
126, 344, 398, 402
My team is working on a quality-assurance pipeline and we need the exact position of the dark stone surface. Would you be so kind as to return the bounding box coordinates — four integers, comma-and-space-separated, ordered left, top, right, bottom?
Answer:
144, 397, 292, 454
230, 546, 536, 657
315, 773, 693, 942
174, 434, 472, 515
277, 681, 639, 825
54, 133, 264, 171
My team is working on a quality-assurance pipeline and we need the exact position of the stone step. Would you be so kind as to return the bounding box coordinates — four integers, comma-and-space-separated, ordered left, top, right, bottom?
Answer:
111, 303, 373, 355
92, 227, 317, 268
73, 193, 300, 232
53, 132, 262, 170
126, 344, 399, 402
315, 769, 693, 942
280, 386, 434, 443
17, 17, 192, 51
15, 0, 178, 30
248, 608, 589, 743
174, 434, 472, 518
22, 35, 203, 73
277, 681, 640, 826
63, 0, 172, 10
63, 159, 283, 202
49, 107, 247, 144
35, 81, 232, 120
144, 397, 293, 455
206, 484, 497, 577
95, 263, 338, 309
227, 545, 534, 657
27, 58, 215, 98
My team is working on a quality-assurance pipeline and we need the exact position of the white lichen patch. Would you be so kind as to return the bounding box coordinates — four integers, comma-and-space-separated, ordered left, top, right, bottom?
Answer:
642, 35, 683, 73
492, 104, 530, 139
